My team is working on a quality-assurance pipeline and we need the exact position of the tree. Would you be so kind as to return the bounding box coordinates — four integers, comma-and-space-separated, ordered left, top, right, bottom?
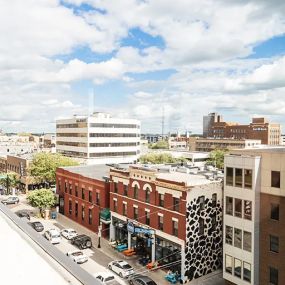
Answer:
0, 173, 21, 195
140, 153, 187, 164
28, 153, 79, 184
27, 188, 56, 211
207, 149, 228, 169
149, 140, 169, 149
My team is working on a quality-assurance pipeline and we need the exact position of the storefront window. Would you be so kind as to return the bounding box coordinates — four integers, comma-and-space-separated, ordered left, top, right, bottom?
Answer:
235, 168, 243, 187
226, 167, 233, 186
69, 200, 72, 215
244, 169, 252, 189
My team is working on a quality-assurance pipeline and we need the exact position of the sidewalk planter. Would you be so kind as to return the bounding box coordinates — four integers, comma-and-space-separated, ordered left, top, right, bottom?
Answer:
44, 209, 50, 220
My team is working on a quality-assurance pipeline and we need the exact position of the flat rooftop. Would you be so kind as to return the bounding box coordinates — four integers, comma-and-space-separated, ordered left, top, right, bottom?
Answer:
61, 164, 110, 180
231, 146, 285, 154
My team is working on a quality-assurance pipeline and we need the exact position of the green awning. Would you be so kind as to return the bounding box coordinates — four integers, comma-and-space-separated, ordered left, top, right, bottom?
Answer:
100, 208, 111, 221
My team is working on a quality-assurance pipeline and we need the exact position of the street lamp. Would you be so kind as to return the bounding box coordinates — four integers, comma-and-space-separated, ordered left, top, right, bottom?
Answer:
90, 203, 102, 248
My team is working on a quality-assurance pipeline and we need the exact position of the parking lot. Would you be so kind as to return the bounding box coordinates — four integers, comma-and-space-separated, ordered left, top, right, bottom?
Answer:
1, 194, 225, 285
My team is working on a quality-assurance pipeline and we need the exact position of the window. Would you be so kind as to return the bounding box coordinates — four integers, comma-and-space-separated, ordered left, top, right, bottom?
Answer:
235, 168, 243, 187
159, 194, 164, 207
133, 207, 138, 220
113, 200, 117, 212
226, 167, 234, 186
69, 200, 72, 215
271, 204, 279, 220
234, 258, 242, 278
243, 231, 252, 252
225, 226, 233, 245
234, 228, 242, 249
243, 262, 251, 282
270, 235, 279, 253
123, 203, 127, 216
244, 169, 252, 189
172, 220, 178, 236
69, 183, 72, 194
82, 205, 85, 221
225, 255, 233, 274
244, 200, 252, 220
158, 215, 163, 230
226, 197, 233, 215
271, 171, 280, 188
199, 196, 205, 211
134, 185, 138, 199
212, 194, 217, 207
145, 188, 150, 203
173, 197, 179, 212
75, 185, 78, 197
114, 182, 118, 193
199, 218, 204, 236
75, 203, 78, 217
65, 182, 67, 193
82, 188, 85, 200
145, 211, 150, 225
123, 184, 128, 196
234, 198, 242, 218
88, 208, 92, 225
96, 192, 100, 206
89, 191, 92, 203
269, 267, 278, 285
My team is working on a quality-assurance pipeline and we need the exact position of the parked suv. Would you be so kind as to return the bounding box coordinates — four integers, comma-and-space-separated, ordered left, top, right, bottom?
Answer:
71, 234, 92, 249
128, 275, 157, 285
1, 196, 19, 205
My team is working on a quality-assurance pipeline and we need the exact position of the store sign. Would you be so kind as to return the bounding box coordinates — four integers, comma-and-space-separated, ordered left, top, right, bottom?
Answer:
127, 221, 154, 235
127, 222, 135, 234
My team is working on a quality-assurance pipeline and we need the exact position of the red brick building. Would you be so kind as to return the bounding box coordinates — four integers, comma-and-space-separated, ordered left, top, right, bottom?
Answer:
56, 165, 111, 237
109, 165, 223, 283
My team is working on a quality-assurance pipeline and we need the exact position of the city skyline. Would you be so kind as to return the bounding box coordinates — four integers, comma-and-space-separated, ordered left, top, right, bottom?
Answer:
1, 0, 285, 134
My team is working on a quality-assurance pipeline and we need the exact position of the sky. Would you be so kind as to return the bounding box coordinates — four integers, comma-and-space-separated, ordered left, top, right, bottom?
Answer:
1, 0, 285, 134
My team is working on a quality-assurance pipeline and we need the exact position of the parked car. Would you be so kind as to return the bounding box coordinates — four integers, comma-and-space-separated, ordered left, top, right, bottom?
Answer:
71, 234, 92, 249
94, 272, 121, 285
108, 260, 134, 278
1, 196, 19, 205
66, 250, 88, 264
16, 210, 31, 220
128, 275, 157, 285
30, 221, 44, 232
61, 228, 78, 240
44, 229, 61, 244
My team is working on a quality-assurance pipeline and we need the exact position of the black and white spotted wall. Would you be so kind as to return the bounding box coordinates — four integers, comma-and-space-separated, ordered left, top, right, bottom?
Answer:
184, 185, 223, 282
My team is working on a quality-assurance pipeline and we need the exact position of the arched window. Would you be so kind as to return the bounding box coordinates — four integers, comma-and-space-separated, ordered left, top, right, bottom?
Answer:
145, 187, 150, 203
134, 184, 138, 199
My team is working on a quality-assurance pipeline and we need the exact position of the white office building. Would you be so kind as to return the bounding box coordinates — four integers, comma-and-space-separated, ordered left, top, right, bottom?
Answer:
56, 112, 141, 165
223, 154, 260, 285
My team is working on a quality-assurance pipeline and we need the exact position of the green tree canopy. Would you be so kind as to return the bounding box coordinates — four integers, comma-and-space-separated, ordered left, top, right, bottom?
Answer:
149, 140, 169, 149
27, 188, 56, 210
29, 153, 79, 183
0, 173, 21, 194
140, 153, 187, 164
207, 149, 228, 169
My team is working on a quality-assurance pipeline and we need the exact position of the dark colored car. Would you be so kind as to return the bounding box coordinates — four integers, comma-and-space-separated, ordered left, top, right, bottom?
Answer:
31, 221, 44, 232
128, 275, 157, 285
16, 210, 31, 220
71, 234, 92, 249
1, 196, 19, 205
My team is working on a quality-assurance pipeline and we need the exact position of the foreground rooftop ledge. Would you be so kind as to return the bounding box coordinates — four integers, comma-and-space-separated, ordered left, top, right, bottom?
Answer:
0, 203, 101, 285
